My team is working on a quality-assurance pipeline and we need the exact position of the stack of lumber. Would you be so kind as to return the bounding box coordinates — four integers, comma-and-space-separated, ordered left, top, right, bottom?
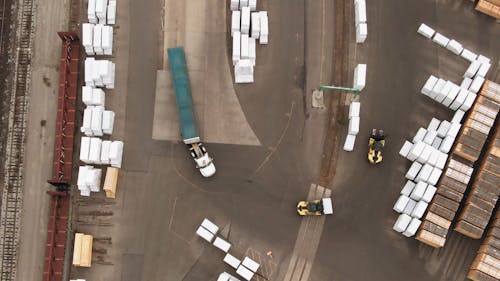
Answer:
468, 208, 500, 281
72, 233, 93, 267
475, 0, 500, 19
103, 167, 119, 198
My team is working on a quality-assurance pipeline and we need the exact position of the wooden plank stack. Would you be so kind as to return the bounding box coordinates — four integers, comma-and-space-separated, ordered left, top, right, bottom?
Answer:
103, 167, 119, 198
475, 0, 500, 19
456, 124, 500, 239
72, 233, 93, 267
416, 81, 500, 248
468, 208, 500, 281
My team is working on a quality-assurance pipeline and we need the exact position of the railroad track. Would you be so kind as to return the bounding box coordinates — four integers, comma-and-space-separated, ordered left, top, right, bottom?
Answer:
0, 0, 35, 279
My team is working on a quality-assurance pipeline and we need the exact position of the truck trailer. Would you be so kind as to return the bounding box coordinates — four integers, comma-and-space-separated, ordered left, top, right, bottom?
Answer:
167, 47, 216, 177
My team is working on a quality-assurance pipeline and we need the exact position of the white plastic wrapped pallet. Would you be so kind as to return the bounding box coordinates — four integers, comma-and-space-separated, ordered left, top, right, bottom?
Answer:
91, 106, 104, 136
82, 23, 95, 55
348, 116, 360, 135
348, 102, 360, 118
248, 38, 256, 66
81, 107, 93, 136
241, 34, 249, 59
196, 226, 215, 243
460, 92, 477, 112
85, 58, 95, 87
107, 2, 116, 25
436, 152, 447, 170
405, 162, 422, 180
446, 40, 463, 55
477, 62, 491, 78
89, 137, 102, 164
460, 77, 473, 90
241, 7, 250, 34
417, 23, 434, 38
410, 181, 427, 201
343, 134, 356, 152
435, 81, 453, 103
452, 110, 465, 124
236, 265, 254, 281
232, 31, 241, 65
100, 140, 111, 164
242, 257, 260, 272
411, 201, 428, 219
413, 128, 427, 143
461, 49, 477, 62
431, 137, 442, 150
469, 76, 484, 94
450, 89, 468, 110
82, 86, 93, 106
407, 141, 424, 162
95, 0, 107, 24
421, 185, 437, 203
439, 135, 454, 154
77, 166, 90, 191
464, 60, 481, 78
427, 118, 441, 131
430, 79, 445, 99
356, 23, 367, 43
201, 218, 219, 234
213, 237, 231, 253
102, 111, 115, 135
224, 253, 241, 269
80, 137, 91, 163
402, 218, 422, 237
230, 0, 239, 11
432, 33, 449, 47
101, 25, 113, 55
393, 195, 410, 213
393, 214, 411, 233
231, 11, 241, 36
109, 140, 124, 168
442, 85, 459, 107
259, 12, 269, 44
401, 181, 416, 197
421, 75, 437, 96
88, 169, 102, 192
234, 59, 254, 83
251, 12, 260, 39
354, 0, 367, 26
423, 131, 437, 146
353, 64, 366, 90
93, 24, 103, 55
239, 0, 249, 8
427, 167, 442, 186
415, 163, 433, 182
88, 0, 97, 23
477, 55, 490, 64
91, 88, 105, 106
436, 120, 451, 138
447, 122, 461, 138
399, 141, 413, 158
249, 0, 257, 11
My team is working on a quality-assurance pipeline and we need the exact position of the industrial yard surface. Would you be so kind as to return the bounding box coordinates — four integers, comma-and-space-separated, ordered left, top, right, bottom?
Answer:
0, 0, 498, 281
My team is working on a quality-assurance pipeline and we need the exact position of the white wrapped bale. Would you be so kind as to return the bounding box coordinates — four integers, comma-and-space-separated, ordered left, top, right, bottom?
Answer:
401, 181, 416, 197
427, 118, 441, 131
213, 237, 231, 253
87, 168, 102, 192
393, 214, 412, 233
77, 166, 90, 191
446, 40, 463, 55
343, 134, 356, 152
231, 11, 241, 36
442, 84, 460, 107
432, 33, 449, 47
95, 0, 107, 24
230, 0, 239, 11
436, 152, 448, 170
109, 141, 124, 168
356, 23, 367, 43
461, 49, 477, 62
394, 195, 410, 213
410, 181, 427, 201
431, 137, 442, 150
460, 91, 477, 112
469, 76, 484, 94
89, 137, 102, 164
102, 110, 115, 135
348, 116, 360, 135
430, 79, 446, 100
100, 140, 111, 164
353, 64, 366, 91
259, 12, 268, 44
196, 226, 215, 242
93, 24, 103, 55
447, 122, 461, 138
91, 106, 104, 137
82, 86, 93, 106
242, 257, 260, 272
424, 130, 438, 145
405, 162, 422, 181
81, 107, 93, 136
427, 167, 442, 186
411, 201, 428, 219
449, 89, 468, 110
464, 60, 481, 78
417, 144, 433, 164
477, 62, 491, 78
403, 218, 422, 237
249, 0, 257, 11
107, 2, 116, 25
241, 34, 249, 59
234, 59, 254, 83
461, 77, 473, 90
239, 0, 249, 8
91, 88, 105, 106
241, 7, 250, 34
415, 163, 433, 182
412, 128, 427, 143
101, 25, 113, 55
248, 38, 256, 66
399, 141, 413, 158
80, 189, 91, 197
403, 199, 417, 216
88, 0, 97, 24
232, 31, 241, 65
82, 23, 95, 55
251, 12, 260, 39
436, 120, 451, 138
236, 265, 254, 281
354, 0, 367, 25
407, 141, 425, 162
348, 102, 360, 118
421, 75, 438, 96
422, 185, 437, 203
85, 58, 95, 87
224, 253, 241, 269
477, 55, 490, 64
80, 137, 91, 163
452, 110, 465, 124
435, 81, 452, 103
439, 135, 454, 154
427, 149, 440, 166
417, 23, 434, 38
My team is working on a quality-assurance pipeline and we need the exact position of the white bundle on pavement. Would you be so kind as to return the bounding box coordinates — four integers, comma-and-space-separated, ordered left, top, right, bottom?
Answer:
251, 12, 260, 39
91, 106, 104, 136
353, 64, 366, 91
259, 11, 268, 44
248, 38, 256, 66
95, 0, 108, 24
232, 31, 241, 65
80, 137, 91, 163
241, 7, 250, 34
231, 11, 241, 36
89, 137, 103, 164
81, 107, 93, 136
82, 86, 94, 106
92, 88, 105, 106
93, 24, 104, 55
100, 140, 111, 164
88, 0, 97, 24
82, 23, 95, 55
109, 141, 124, 168
102, 110, 115, 135
101, 25, 113, 55
234, 59, 254, 83
107, 1, 116, 25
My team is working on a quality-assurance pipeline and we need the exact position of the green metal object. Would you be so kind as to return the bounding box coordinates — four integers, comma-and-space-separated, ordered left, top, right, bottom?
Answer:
318, 85, 360, 96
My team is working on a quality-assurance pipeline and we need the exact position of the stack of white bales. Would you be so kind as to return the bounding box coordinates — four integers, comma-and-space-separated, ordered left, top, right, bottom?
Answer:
82, 23, 114, 56
355, 0, 367, 43
80, 137, 123, 168
81, 86, 115, 136
344, 102, 360, 151
84, 58, 115, 89
421, 75, 476, 111
417, 23, 491, 95
88, 0, 116, 25
231, 0, 268, 83
394, 112, 464, 237
77, 166, 102, 196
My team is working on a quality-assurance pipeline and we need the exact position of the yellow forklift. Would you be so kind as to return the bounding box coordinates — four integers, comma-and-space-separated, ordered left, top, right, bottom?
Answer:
368, 129, 385, 164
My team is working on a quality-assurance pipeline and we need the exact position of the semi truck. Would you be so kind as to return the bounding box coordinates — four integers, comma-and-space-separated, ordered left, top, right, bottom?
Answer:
167, 47, 216, 177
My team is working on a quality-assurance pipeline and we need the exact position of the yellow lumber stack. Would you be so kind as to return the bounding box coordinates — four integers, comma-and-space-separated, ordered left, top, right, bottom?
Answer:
72, 233, 93, 267
476, 0, 500, 19
103, 167, 119, 198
